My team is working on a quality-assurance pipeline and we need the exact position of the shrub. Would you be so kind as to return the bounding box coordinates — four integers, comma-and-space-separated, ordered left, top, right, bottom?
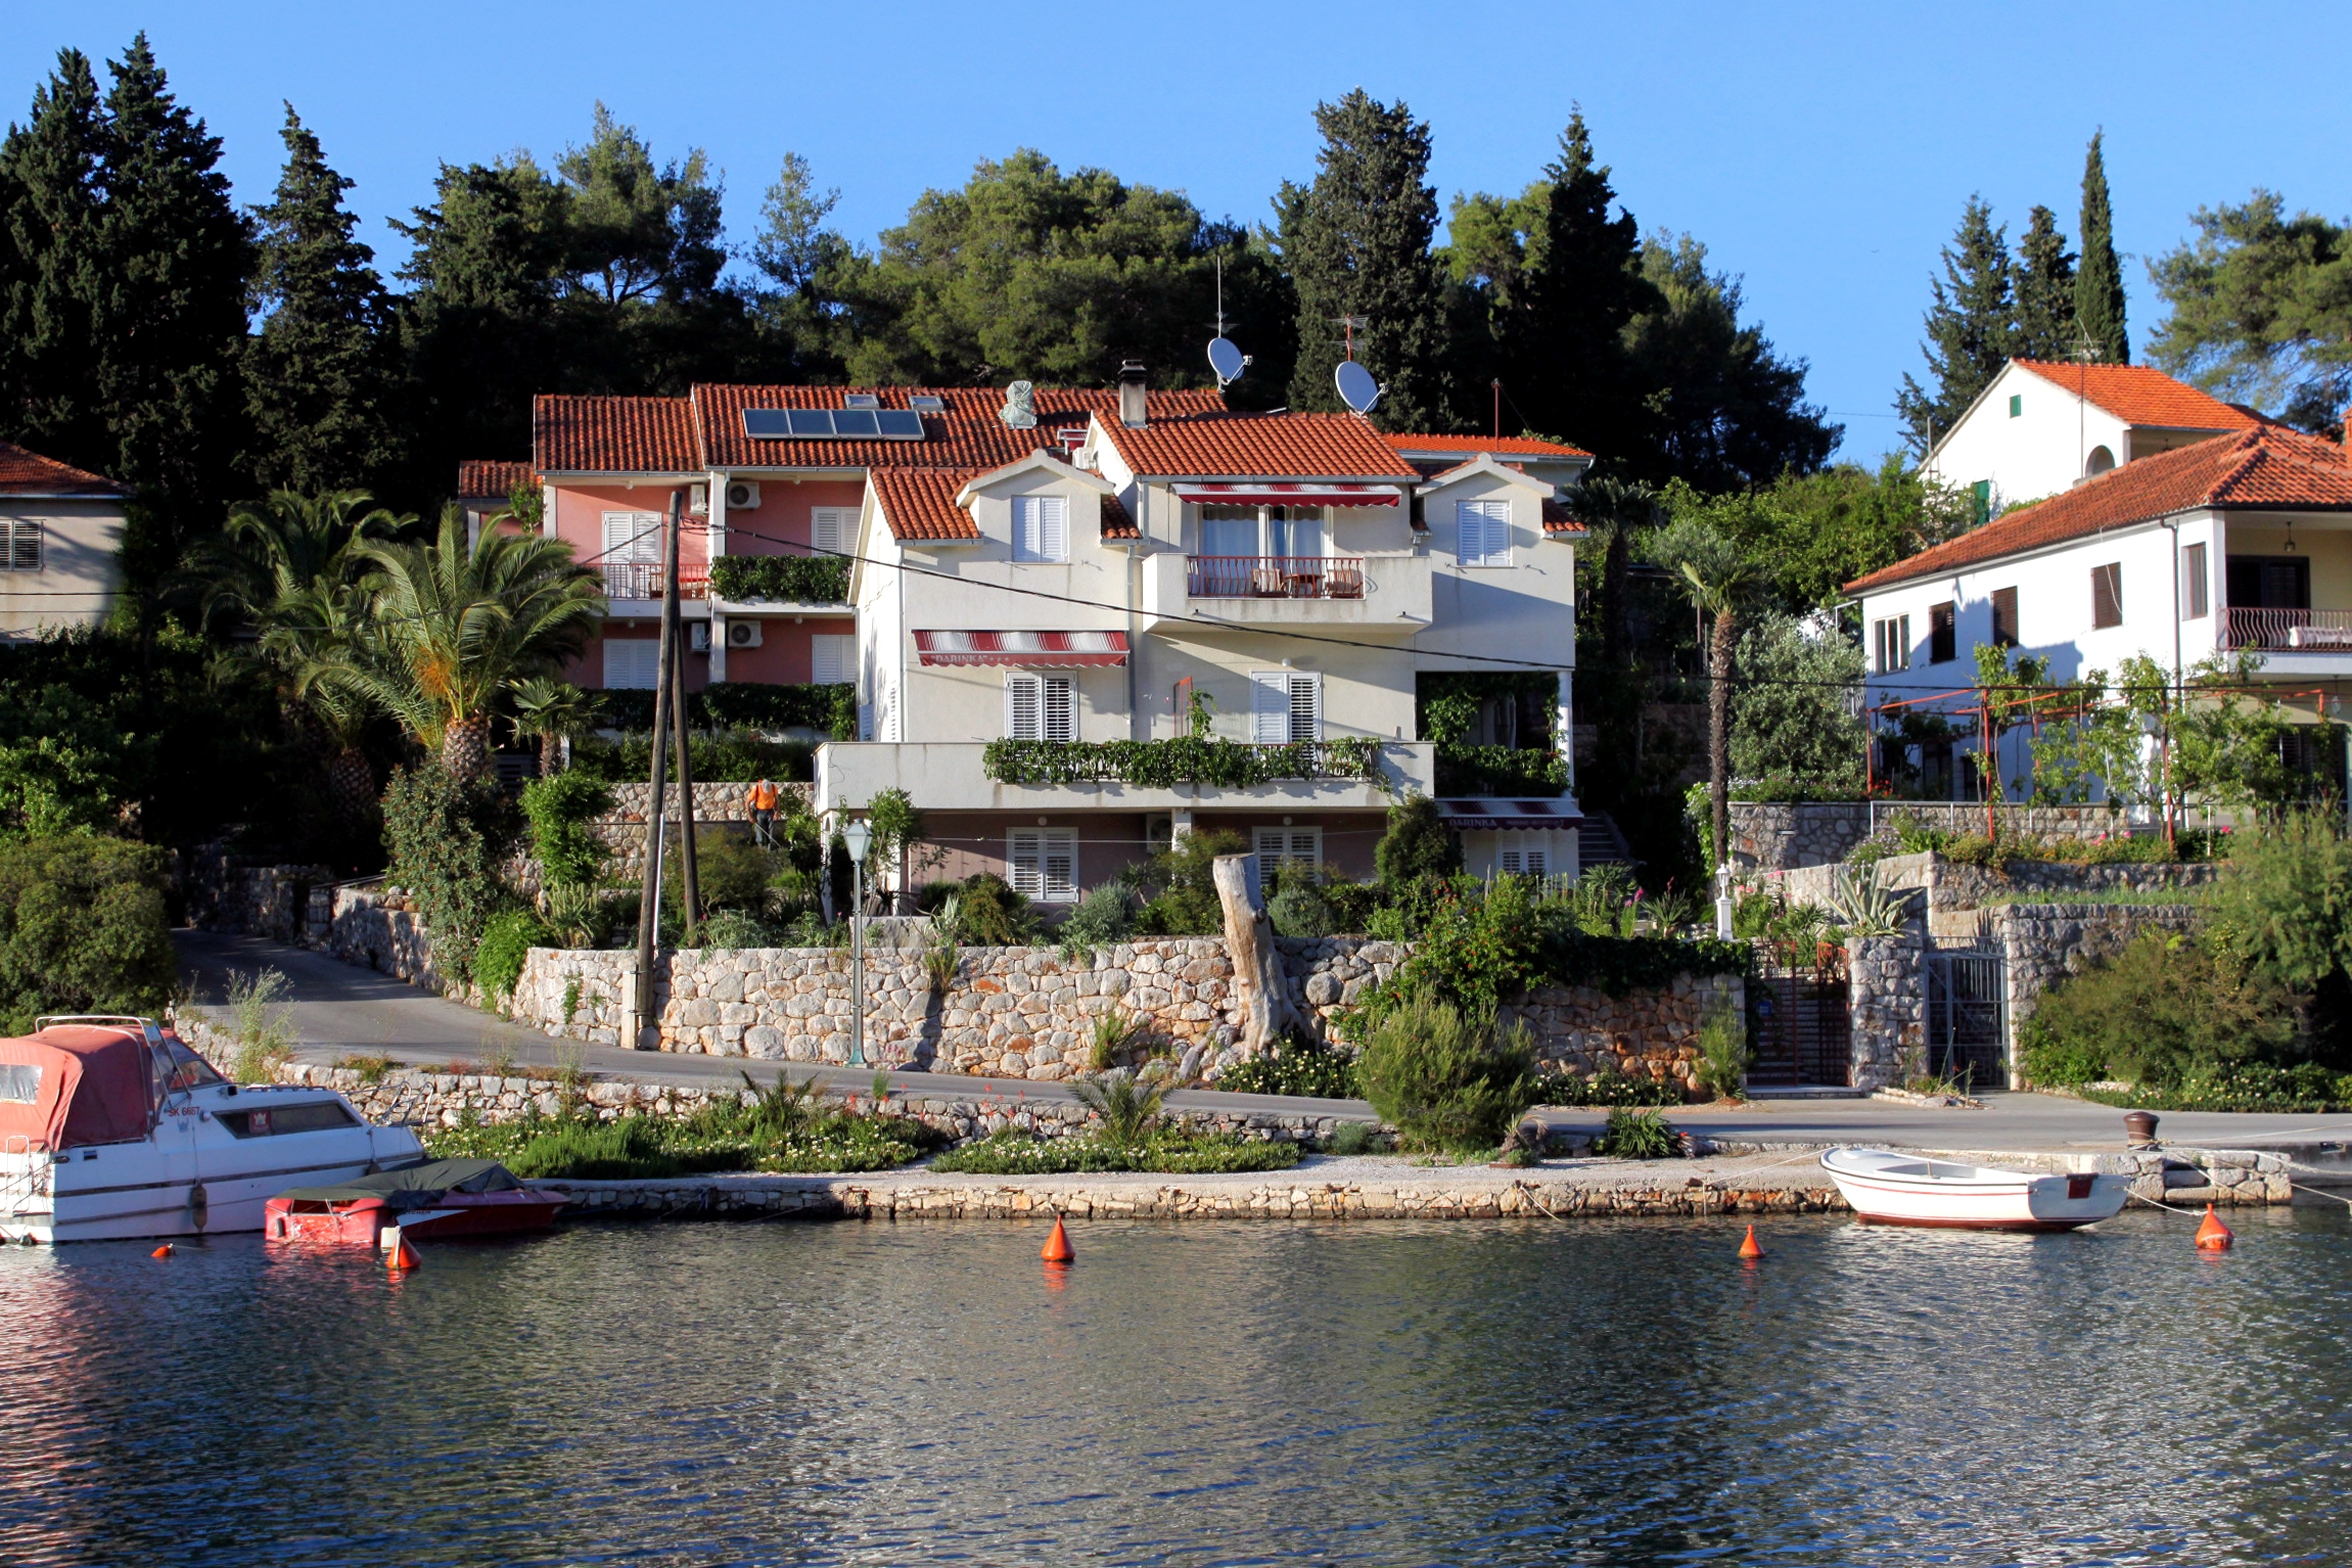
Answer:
2022, 928, 2301, 1088
1060, 880, 1135, 956
708, 555, 851, 606
382, 763, 516, 977
1357, 992, 1540, 1155
2067, 1061, 2352, 1113
1375, 792, 1459, 884
1218, 1037, 1364, 1099
1326, 1120, 1377, 1156
539, 882, 613, 949
1594, 1107, 1681, 1160
698, 909, 781, 950
336, 1052, 397, 1083
570, 731, 815, 784
518, 770, 611, 888
1532, 1065, 1682, 1107
473, 909, 550, 1002
676, 828, 779, 915
695, 680, 858, 738
1267, 860, 1338, 938
0, 834, 176, 1033
948, 873, 1037, 945
1692, 999, 1752, 1100
1131, 829, 1245, 936
1069, 1069, 1164, 1143
928, 1128, 1300, 1175
221, 966, 296, 1083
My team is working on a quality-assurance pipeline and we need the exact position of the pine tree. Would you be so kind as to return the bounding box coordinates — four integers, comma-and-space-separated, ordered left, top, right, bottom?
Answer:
246, 105, 398, 495
1507, 112, 1658, 459
1277, 90, 1453, 429
2011, 204, 2078, 361
2076, 130, 2128, 363
0, 50, 109, 467
1895, 196, 2015, 451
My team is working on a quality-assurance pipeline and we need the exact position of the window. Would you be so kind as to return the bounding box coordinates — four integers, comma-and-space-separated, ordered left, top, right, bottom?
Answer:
810, 634, 854, 686
810, 507, 854, 557
1494, 832, 1557, 878
1969, 481, 1991, 528
221, 1100, 359, 1138
1269, 505, 1323, 560
1008, 828, 1078, 903
1990, 587, 2019, 648
2091, 563, 2124, 629
601, 510, 660, 564
1012, 495, 1068, 561
2008, 393, 2022, 418
1928, 601, 1957, 664
1254, 826, 1322, 890
602, 638, 661, 689
1456, 500, 1511, 566
0, 1062, 37, 1102
1006, 673, 1075, 742
0, 519, 38, 572
2085, 445, 2116, 478
1199, 505, 1256, 559
1251, 670, 1321, 743
2182, 543, 2209, 620
1873, 615, 1910, 674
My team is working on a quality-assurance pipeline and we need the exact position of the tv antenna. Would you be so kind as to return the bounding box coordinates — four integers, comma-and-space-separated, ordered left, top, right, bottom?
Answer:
1206, 255, 1251, 389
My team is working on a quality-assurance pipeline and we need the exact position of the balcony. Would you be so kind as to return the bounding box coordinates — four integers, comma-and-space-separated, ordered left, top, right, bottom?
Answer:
1141, 550, 1430, 635
2220, 607, 2352, 653
815, 740, 1435, 814
602, 563, 710, 602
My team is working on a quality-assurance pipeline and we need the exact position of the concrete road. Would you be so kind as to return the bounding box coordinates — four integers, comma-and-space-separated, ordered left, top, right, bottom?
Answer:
174, 930, 2352, 1155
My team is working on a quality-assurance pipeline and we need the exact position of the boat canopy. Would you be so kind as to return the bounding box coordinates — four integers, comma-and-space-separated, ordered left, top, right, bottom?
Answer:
0, 1026, 154, 1151
276, 1158, 524, 1210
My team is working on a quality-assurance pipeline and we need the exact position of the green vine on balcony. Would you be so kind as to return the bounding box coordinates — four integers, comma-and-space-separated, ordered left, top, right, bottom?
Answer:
983, 736, 1393, 791
1433, 744, 1570, 797
710, 555, 852, 604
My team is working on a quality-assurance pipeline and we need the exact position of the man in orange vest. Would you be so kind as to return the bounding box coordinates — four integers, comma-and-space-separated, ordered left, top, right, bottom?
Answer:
747, 778, 780, 847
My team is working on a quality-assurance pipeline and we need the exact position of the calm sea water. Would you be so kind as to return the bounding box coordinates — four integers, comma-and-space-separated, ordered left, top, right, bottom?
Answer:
3, 1208, 2347, 1567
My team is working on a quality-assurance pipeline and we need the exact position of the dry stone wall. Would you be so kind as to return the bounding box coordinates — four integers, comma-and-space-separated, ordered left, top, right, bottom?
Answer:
1993, 902, 2204, 1069
1845, 932, 1924, 1090
1730, 802, 2155, 873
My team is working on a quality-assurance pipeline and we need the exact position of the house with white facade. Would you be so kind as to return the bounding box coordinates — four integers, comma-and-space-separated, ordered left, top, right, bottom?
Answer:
1920, 358, 2262, 526
0, 441, 131, 641
505, 371, 1592, 900
1849, 419, 2352, 800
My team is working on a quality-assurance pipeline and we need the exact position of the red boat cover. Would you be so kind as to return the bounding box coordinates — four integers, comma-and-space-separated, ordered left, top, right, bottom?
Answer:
0, 1026, 152, 1151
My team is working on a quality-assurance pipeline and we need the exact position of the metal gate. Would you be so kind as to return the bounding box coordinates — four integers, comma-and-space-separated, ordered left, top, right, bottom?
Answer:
1926, 950, 2008, 1090
1748, 968, 1851, 1087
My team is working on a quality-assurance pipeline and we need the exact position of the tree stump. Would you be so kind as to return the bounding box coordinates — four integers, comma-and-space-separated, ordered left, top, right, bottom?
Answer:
1214, 853, 1309, 1054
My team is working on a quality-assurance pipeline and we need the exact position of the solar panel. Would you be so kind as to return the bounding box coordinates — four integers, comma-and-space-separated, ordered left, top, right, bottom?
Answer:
842, 393, 881, 409
742, 408, 930, 441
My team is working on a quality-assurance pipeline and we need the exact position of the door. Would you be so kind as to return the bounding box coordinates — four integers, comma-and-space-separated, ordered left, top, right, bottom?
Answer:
1925, 950, 2007, 1091
1747, 968, 1851, 1086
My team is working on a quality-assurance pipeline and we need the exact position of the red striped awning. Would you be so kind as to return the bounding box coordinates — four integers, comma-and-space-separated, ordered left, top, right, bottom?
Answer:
1436, 798, 1584, 831
1171, 482, 1402, 508
913, 630, 1129, 668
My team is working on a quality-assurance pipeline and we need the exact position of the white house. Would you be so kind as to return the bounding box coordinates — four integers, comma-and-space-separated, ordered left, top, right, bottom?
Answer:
0, 441, 130, 641
1921, 358, 2262, 526
1849, 420, 2352, 801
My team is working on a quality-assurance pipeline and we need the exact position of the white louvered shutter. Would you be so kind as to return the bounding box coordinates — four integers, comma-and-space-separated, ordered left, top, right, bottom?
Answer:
1008, 830, 1043, 898
603, 639, 659, 689
1041, 676, 1075, 743
603, 511, 658, 562
1254, 827, 1323, 890
812, 507, 850, 556
1014, 496, 1068, 561
1524, 847, 1549, 877
1251, 672, 1290, 742
1007, 674, 1042, 739
1287, 672, 1321, 742
1008, 829, 1077, 902
1456, 500, 1510, 567
1041, 830, 1077, 902
4, 520, 40, 571
810, 634, 852, 685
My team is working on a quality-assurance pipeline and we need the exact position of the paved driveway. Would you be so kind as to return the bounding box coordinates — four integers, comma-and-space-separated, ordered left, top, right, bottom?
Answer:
174, 930, 2352, 1154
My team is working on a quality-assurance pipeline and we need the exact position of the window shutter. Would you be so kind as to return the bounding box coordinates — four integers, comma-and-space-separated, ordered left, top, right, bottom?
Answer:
1040, 496, 1067, 560
1007, 674, 1042, 740
812, 508, 849, 556
1457, 500, 1508, 566
603, 511, 658, 562
1042, 831, 1077, 902
1288, 673, 1321, 742
1524, 847, 1548, 877
1042, 676, 1075, 743
1251, 672, 1290, 743
2182, 545, 2208, 620
2092, 564, 2123, 629
4, 520, 38, 572
1008, 831, 1043, 898
1498, 847, 1523, 875
811, 635, 850, 685
1254, 828, 1286, 890
1990, 587, 2019, 647
602, 639, 658, 689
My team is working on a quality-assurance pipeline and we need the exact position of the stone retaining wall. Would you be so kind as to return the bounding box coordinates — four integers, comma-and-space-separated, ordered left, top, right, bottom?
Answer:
1730, 802, 2152, 872
588, 781, 815, 877
1992, 902, 2204, 1072
183, 846, 335, 944
1759, 851, 2223, 930
1845, 933, 1923, 1091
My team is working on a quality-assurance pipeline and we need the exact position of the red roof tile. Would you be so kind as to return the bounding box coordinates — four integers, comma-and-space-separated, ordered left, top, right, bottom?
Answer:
2013, 360, 2262, 432
1099, 411, 1418, 480
534, 395, 697, 473
871, 470, 980, 542
455, 460, 536, 499
0, 441, 126, 498
1100, 491, 1137, 540
1383, 432, 1592, 460
1848, 426, 2352, 594
1540, 500, 1587, 535
695, 384, 1224, 473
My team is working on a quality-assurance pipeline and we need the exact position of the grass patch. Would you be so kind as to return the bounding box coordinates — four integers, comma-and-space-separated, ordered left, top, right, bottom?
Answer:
2065, 1063, 2352, 1114
335, 1053, 398, 1084
930, 1128, 1302, 1175
1593, 1107, 1682, 1159
1980, 888, 2214, 908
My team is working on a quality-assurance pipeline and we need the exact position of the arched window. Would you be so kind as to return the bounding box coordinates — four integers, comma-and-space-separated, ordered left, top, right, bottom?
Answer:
2085, 445, 2116, 478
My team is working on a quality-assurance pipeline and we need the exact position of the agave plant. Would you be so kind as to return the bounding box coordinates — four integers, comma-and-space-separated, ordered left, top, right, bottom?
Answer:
1824, 865, 1920, 937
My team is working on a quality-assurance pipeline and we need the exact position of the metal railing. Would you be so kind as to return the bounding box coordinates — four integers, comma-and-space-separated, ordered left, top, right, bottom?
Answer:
602, 563, 710, 601
2221, 606, 2352, 651
1187, 555, 1366, 600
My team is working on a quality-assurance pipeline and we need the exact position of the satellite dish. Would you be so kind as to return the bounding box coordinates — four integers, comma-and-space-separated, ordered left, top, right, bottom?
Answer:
1334, 358, 1382, 414
1207, 336, 1250, 387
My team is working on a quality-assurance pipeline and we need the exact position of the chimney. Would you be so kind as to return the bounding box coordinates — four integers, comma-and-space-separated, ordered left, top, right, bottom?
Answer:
1118, 360, 1148, 429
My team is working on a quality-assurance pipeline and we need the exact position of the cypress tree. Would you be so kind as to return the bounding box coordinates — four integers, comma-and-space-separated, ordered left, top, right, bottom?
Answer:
1508, 112, 1658, 461
2076, 130, 2128, 363
2011, 204, 2078, 361
1277, 90, 1453, 429
246, 104, 398, 495
0, 50, 109, 467
1895, 196, 2015, 451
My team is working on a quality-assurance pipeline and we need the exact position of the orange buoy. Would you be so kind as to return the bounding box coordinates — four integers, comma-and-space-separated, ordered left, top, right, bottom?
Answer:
2195, 1204, 2234, 1251
1738, 1224, 1764, 1260
1040, 1215, 1074, 1264
389, 1237, 422, 1271
151, 1243, 174, 1259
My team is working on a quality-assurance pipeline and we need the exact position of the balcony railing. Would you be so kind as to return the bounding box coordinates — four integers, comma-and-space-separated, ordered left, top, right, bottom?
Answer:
2221, 606, 2352, 652
1187, 555, 1365, 600
602, 563, 709, 601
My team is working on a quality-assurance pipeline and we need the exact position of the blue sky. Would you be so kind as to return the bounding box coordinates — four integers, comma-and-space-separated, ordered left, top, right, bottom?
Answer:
6, 2, 2346, 463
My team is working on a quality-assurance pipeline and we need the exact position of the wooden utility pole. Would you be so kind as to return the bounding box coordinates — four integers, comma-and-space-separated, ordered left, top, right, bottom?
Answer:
631, 492, 685, 1048
668, 586, 702, 940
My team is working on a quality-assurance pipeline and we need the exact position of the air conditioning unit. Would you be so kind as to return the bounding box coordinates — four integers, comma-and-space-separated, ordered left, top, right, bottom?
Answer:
688, 622, 711, 652
1144, 813, 1175, 853
727, 620, 763, 648
725, 481, 761, 511
688, 483, 709, 515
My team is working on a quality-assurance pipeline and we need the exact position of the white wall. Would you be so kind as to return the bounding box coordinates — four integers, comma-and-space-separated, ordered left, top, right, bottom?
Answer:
1922, 361, 2134, 515
0, 498, 126, 638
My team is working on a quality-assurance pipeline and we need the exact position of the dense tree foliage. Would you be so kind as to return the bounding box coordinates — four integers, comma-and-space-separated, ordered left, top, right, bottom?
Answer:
2011, 204, 2078, 360
2075, 131, 2128, 365
2149, 191, 2350, 435
1896, 197, 2017, 451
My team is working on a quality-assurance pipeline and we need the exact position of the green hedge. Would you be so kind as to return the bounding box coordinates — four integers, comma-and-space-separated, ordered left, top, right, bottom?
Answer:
709, 556, 852, 604
983, 736, 1389, 790
1434, 744, 1569, 797
571, 732, 816, 783
596, 682, 856, 737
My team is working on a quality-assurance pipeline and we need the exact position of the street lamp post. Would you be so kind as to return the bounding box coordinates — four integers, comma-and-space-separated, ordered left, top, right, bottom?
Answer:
842, 819, 872, 1066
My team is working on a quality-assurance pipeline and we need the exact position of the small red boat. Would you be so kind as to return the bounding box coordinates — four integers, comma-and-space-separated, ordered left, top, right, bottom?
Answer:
266, 1158, 567, 1246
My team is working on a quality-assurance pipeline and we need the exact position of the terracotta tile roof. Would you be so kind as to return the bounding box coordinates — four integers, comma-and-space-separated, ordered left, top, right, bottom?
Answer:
0, 441, 126, 498
1541, 500, 1587, 535
1098, 411, 1418, 480
871, 469, 980, 542
1848, 426, 2352, 594
2013, 360, 2262, 431
1100, 491, 1137, 540
696, 384, 1224, 472
1383, 432, 1592, 460
534, 395, 697, 473
455, 459, 536, 499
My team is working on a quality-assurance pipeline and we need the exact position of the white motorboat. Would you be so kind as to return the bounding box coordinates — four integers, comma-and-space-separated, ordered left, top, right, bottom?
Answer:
0, 1016, 424, 1245
1821, 1146, 2130, 1232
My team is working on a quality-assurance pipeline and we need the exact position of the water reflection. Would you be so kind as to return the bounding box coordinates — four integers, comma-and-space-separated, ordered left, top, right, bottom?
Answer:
0, 1211, 2346, 1565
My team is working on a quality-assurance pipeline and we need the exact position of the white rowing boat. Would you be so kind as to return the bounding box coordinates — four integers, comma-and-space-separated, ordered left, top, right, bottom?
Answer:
1820, 1146, 2129, 1232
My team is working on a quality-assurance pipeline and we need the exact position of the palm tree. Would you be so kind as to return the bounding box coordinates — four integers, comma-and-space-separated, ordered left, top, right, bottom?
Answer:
199, 489, 406, 632
1575, 476, 1660, 674
508, 677, 606, 776
262, 581, 392, 829
354, 505, 606, 785
1650, 515, 1762, 875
